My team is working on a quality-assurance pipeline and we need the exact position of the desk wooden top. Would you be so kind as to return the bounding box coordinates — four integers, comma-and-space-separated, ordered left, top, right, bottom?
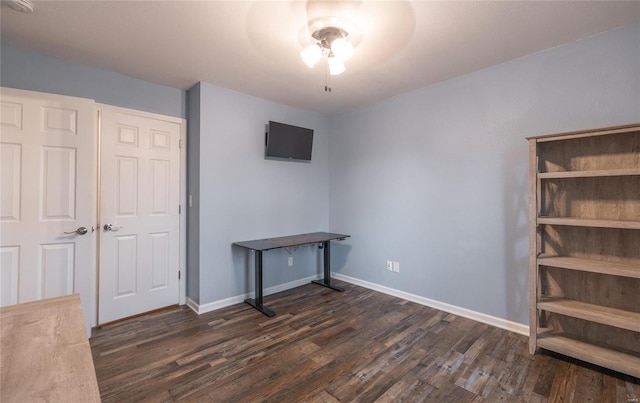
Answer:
233, 232, 350, 251
1, 294, 101, 403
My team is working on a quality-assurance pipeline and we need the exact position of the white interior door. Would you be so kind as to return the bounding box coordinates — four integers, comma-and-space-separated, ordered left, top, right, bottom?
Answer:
99, 105, 181, 324
0, 87, 96, 333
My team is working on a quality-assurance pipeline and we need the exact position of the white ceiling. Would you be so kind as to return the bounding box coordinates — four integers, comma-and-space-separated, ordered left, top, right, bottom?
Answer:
1, 1, 639, 114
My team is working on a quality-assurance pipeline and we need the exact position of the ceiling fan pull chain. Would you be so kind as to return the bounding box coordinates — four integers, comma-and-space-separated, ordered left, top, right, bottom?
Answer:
325, 62, 332, 92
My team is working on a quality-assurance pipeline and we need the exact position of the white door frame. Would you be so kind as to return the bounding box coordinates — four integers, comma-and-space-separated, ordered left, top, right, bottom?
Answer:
96, 104, 187, 324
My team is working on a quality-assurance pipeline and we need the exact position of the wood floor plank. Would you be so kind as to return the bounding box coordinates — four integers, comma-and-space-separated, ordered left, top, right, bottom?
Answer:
573, 365, 604, 403
532, 353, 560, 398
90, 281, 640, 402
496, 349, 533, 398
457, 353, 503, 397
547, 360, 578, 402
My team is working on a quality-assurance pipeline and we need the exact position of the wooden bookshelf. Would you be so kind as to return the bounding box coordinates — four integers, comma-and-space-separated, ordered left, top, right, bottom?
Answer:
528, 123, 640, 379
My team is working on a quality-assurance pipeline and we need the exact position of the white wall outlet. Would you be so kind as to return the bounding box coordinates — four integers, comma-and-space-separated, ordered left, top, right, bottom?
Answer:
386, 260, 393, 271
393, 261, 400, 273
288, 256, 293, 266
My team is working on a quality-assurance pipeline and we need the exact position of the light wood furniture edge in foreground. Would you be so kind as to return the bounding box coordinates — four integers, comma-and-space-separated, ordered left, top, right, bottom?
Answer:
527, 123, 640, 379
0, 294, 101, 402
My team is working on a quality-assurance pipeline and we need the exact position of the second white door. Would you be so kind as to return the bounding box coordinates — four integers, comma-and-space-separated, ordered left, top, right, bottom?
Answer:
99, 105, 181, 324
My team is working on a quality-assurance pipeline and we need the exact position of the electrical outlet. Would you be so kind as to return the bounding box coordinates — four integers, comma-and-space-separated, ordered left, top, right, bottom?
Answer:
288, 256, 293, 266
386, 260, 393, 271
393, 261, 400, 273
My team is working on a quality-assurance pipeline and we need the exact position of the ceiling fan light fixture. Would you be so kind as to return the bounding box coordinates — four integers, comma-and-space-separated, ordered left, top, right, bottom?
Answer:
300, 4, 362, 89
302, 26, 353, 75
300, 43, 322, 68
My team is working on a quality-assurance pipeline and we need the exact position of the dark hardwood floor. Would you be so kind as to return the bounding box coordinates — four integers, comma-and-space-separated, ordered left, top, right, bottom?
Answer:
90, 281, 640, 402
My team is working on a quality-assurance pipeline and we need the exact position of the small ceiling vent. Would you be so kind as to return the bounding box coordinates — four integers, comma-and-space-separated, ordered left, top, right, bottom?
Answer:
7, 0, 34, 13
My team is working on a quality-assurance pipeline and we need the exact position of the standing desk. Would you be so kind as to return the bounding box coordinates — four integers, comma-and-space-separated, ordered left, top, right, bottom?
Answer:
233, 232, 350, 317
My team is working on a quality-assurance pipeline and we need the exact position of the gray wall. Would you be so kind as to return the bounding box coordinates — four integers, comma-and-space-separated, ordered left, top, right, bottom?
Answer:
186, 83, 201, 303
0, 43, 185, 118
328, 23, 640, 325
191, 82, 330, 304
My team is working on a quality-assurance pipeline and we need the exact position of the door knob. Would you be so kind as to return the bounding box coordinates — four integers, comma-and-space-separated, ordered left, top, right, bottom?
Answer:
64, 226, 88, 235
103, 224, 123, 232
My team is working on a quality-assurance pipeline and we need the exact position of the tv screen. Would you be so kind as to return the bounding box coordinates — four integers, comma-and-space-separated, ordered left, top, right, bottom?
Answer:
265, 121, 314, 161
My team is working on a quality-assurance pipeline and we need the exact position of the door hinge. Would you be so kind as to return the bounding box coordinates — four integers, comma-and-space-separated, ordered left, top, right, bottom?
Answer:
179, 205, 181, 214
179, 139, 183, 149
178, 271, 181, 280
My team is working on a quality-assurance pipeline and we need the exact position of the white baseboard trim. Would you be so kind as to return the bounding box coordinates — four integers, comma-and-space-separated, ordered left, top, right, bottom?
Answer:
332, 273, 529, 336
186, 272, 529, 337
185, 297, 200, 314
186, 275, 321, 315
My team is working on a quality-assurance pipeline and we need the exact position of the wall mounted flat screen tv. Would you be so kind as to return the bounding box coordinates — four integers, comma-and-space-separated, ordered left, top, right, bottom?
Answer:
265, 120, 314, 161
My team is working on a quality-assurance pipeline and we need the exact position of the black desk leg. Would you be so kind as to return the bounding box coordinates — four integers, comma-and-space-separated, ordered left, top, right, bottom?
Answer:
312, 240, 345, 292
245, 250, 276, 317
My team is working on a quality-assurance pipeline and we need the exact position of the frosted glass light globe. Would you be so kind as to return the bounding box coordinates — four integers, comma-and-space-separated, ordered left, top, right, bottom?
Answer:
331, 37, 353, 61
300, 44, 322, 68
328, 56, 346, 75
